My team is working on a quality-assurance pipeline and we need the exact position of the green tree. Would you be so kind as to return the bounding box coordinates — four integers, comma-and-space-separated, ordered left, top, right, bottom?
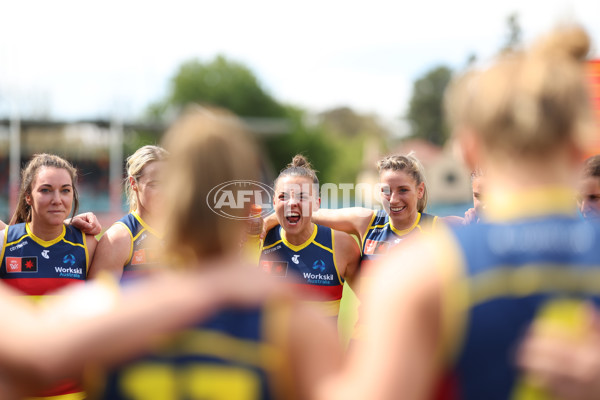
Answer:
148, 55, 285, 119
405, 65, 453, 146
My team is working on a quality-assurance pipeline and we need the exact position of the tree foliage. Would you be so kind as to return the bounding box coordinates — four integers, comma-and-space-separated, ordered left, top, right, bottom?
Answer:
148, 55, 285, 119
405, 65, 453, 146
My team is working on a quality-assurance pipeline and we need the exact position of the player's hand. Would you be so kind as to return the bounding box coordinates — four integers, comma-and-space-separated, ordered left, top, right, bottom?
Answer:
517, 306, 600, 400
70, 212, 102, 236
260, 213, 278, 240
463, 208, 479, 225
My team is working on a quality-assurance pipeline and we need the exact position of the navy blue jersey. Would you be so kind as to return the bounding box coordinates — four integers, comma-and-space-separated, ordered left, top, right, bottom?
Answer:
0, 223, 88, 297
115, 212, 164, 279
101, 304, 288, 400
0, 222, 88, 399
361, 210, 437, 270
437, 189, 600, 400
260, 224, 343, 317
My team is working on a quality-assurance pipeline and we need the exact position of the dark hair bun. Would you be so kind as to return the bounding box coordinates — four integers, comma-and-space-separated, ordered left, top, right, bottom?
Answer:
288, 154, 312, 169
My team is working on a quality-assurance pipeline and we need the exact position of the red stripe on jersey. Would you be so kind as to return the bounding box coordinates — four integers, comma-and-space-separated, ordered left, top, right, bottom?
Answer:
2, 277, 85, 296
290, 282, 344, 301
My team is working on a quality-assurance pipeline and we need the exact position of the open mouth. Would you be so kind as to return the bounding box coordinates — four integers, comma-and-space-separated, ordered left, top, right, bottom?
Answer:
285, 211, 301, 225
390, 206, 406, 213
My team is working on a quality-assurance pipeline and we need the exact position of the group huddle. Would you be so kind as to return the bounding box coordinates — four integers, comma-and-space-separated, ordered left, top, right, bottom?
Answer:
1, 24, 600, 400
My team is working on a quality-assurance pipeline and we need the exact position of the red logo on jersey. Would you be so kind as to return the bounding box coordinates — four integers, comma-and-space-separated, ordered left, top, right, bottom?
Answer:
6, 257, 37, 273
364, 239, 390, 255
6, 257, 21, 272
261, 261, 288, 277
131, 249, 147, 265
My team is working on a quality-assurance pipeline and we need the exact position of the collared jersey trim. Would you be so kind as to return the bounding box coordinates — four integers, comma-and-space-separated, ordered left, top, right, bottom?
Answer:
485, 187, 578, 222
280, 225, 318, 252
26, 223, 66, 247
260, 239, 283, 252
132, 211, 163, 239
389, 212, 421, 236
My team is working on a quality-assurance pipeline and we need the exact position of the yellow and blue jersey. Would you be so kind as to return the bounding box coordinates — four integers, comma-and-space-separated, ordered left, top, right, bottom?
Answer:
0, 222, 88, 400
0, 222, 88, 297
260, 224, 344, 318
100, 303, 292, 400
435, 188, 600, 400
116, 212, 164, 280
361, 210, 437, 271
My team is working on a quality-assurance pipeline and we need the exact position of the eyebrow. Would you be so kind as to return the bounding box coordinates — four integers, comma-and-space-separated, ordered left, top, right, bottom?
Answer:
38, 183, 72, 188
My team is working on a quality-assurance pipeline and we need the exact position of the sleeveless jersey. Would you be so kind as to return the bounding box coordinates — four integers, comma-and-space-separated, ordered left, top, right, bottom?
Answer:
260, 225, 344, 317
0, 222, 88, 400
115, 212, 164, 280
0, 223, 88, 297
100, 304, 289, 400
437, 189, 600, 400
361, 210, 437, 270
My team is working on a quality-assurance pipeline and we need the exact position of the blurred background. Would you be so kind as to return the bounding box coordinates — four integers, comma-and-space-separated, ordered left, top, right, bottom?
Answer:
1, 0, 599, 225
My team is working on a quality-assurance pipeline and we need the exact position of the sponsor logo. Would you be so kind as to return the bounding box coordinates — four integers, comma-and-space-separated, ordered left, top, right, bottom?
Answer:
131, 248, 159, 265
8, 240, 29, 252
6, 257, 38, 273
41, 250, 50, 259
364, 239, 390, 256
261, 261, 288, 277
291, 254, 300, 264
63, 254, 76, 266
302, 271, 335, 284
54, 266, 83, 278
312, 259, 326, 272
132, 249, 147, 265
207, 180, 274, 220
262, 245, 282, 255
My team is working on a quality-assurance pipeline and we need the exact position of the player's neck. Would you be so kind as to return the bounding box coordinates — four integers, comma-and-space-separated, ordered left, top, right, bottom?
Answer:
28, 220, 63, 241
136, 207, 163, 232
284, 224, 314, 246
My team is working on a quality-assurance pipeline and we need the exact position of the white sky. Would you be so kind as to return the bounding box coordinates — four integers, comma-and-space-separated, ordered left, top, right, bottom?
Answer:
0, 0, 598, 122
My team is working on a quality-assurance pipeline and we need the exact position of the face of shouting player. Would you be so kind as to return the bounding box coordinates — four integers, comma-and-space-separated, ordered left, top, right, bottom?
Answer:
274, 176, 319, 244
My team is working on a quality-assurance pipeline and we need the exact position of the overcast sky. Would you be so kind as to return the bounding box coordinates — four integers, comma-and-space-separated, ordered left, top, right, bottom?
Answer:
0, 0, 598, 122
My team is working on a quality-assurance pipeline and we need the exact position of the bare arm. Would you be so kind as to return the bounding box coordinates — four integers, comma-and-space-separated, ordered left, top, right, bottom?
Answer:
87, 224, 132, 279
0, 264, 290, 392
312, 208, 375, 241
333, 230, 361, 291
287, 302, 343, 400
0, 220, 5, 230
319, 233, 457, 400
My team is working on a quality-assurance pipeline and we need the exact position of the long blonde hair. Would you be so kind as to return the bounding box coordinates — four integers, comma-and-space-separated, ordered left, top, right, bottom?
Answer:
125, 145, 168, 213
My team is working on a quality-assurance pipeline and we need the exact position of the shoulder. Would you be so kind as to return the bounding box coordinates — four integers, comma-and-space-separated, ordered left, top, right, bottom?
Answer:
332, 229, 360, 255
103, 221, 134, 242
263, 225, 282, 244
